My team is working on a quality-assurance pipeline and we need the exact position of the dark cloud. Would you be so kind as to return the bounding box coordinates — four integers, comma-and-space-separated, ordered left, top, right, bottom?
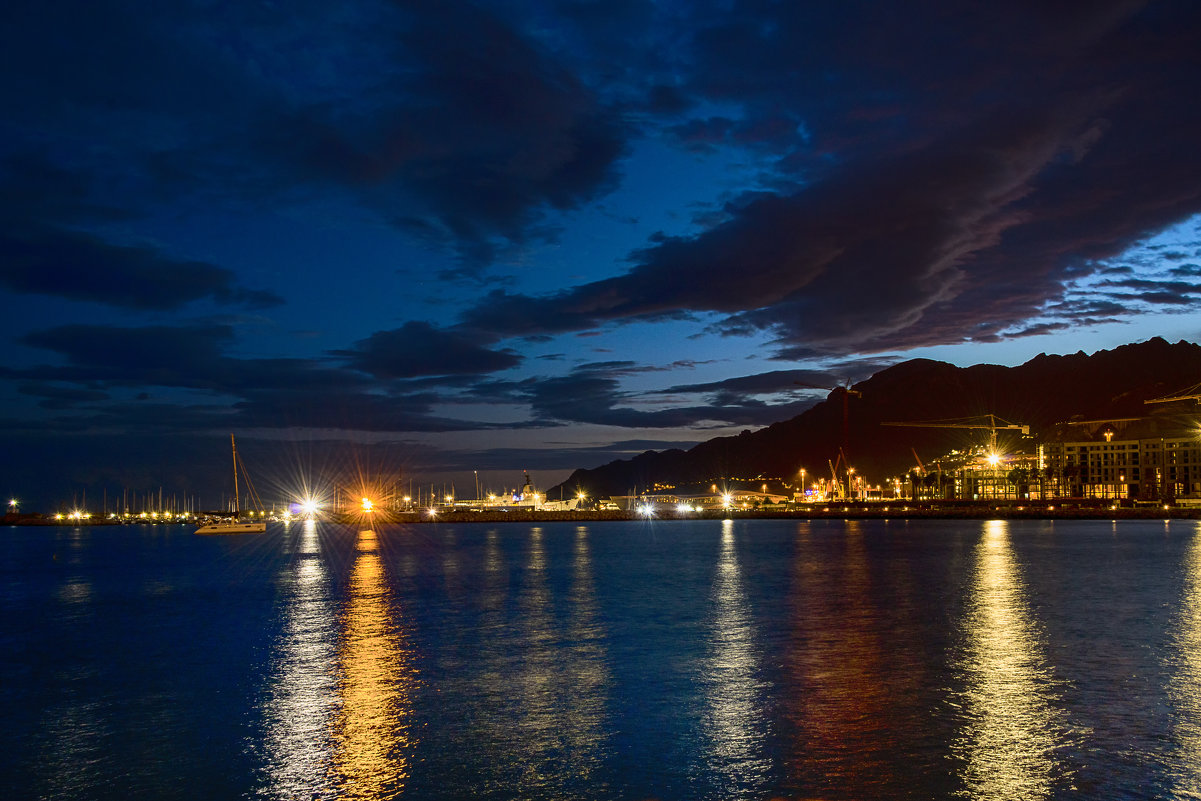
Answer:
0, 226, 283, 310
459, 1, 1201, 355
424, 438, 704, 474
11, 322, 512, 434
16, 382, 110, 410
232, 388, 490, 433
265, 1, 629, 262
663, 369, 849, 397
19, 324, 236, 385
1, 1, 631, 280
0, 152, 284, 311
337, 322, 522, 378
523, 364, 815, 428
1096, 278, 1201, 303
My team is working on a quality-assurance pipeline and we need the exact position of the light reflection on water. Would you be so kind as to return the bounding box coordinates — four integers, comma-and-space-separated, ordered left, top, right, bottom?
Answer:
330, 528, 416, 800
19, 519, 1201, 799
509, 526, 561, 787
954, 519, 1069, 799
35, 539, 103, 797
1169, 522, 1201, 795
700, 520, 769, 794
784, 520, 899, 795
259, 520, 337, 799
560, 526, 611, 786
503, 526, 613, 796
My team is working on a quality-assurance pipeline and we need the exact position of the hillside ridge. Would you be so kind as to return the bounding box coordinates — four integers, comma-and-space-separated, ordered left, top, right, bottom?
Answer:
550, 338, 1201, 498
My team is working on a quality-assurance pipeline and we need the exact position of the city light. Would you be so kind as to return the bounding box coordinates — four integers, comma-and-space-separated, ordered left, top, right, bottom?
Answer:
361, 497, 374, 513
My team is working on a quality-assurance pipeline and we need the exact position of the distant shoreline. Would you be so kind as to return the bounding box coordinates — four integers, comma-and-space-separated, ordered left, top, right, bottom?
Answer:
8, 503, 1201, 527
356, 504, 1201, 524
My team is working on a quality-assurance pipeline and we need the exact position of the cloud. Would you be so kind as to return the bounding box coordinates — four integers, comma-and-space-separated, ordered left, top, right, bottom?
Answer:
663, 368, 853, 397
337, 322, 522, 378
19, 324, 236, 385
521, 363, 815, 428
231, 388, 491, 433
0, 226, 283, 310
16, 381, 110, 410
11, 322, 512, 434
458, 1, 1201, 355
2, 1, 631, 276
260, 1, 629, 262
0, 152, 284, 311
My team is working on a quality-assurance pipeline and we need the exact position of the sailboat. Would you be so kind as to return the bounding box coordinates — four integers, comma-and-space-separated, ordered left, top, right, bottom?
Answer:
195, 435, 267, 535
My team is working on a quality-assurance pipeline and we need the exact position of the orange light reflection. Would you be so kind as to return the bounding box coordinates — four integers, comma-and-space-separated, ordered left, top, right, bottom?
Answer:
330, 529, 417, 799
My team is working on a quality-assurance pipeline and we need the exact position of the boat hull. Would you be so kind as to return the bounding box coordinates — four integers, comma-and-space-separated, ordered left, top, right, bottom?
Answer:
195, 521, 267, 535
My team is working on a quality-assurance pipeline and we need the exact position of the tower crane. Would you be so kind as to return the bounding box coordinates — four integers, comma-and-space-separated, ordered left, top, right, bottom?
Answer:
794, 380, 862, 461
1145, 382, 1201, 405
882, 414, 1030, 454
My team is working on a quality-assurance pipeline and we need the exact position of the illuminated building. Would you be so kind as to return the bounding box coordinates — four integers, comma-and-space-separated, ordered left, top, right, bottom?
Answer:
1038, 413, 1201, 502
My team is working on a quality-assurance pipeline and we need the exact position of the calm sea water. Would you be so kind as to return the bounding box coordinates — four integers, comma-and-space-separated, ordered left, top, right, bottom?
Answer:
4, 517, 1201, 799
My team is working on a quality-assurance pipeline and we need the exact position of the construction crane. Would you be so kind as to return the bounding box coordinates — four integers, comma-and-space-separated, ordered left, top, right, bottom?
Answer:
828, 458, 842, 500
795, 380, 862, 462
1145, 382, 1201, 405
882, 414, 1030, 454
910, 447, 925, 476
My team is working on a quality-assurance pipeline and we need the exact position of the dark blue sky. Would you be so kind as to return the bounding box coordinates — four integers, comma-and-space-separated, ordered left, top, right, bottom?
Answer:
3, 1, 1201, 511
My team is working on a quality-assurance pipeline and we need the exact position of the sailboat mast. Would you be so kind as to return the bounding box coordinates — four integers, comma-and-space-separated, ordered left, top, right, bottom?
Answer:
231, 433, 241, 515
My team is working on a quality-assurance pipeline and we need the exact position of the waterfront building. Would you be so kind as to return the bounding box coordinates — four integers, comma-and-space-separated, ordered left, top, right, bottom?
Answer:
1038, 412, 1201, 502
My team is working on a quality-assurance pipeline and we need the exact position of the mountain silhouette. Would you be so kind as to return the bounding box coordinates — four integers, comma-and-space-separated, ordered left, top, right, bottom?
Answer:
550, 337, 1201, 499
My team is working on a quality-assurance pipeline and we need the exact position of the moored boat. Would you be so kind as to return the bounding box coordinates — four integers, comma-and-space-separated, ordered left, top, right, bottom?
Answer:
195, 519, 266, 534
195, 435, 267, 535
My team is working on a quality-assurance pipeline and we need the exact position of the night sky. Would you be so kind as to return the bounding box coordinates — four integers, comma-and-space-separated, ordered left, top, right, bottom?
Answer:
4, 1, 1201, 511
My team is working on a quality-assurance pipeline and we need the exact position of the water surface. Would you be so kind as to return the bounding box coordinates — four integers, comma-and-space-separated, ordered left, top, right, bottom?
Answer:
3, 518, 1200, 799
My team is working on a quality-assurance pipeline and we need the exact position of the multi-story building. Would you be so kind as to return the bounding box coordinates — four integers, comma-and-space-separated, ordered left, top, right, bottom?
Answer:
1038, 412, 1201, 501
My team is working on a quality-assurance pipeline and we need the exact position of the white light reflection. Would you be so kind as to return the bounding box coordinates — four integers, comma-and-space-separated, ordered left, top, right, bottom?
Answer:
507, 527, 560, 787
330, 528, 416, 799
954, 520, 1068, 799
462, 529, 515, 786
259, 520, 337, 800
1168, 522, 1201, 795
468, 526, 612, 794
36, 563, 101, 797
702, 520, 770, 793
560, 526, 611, 784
